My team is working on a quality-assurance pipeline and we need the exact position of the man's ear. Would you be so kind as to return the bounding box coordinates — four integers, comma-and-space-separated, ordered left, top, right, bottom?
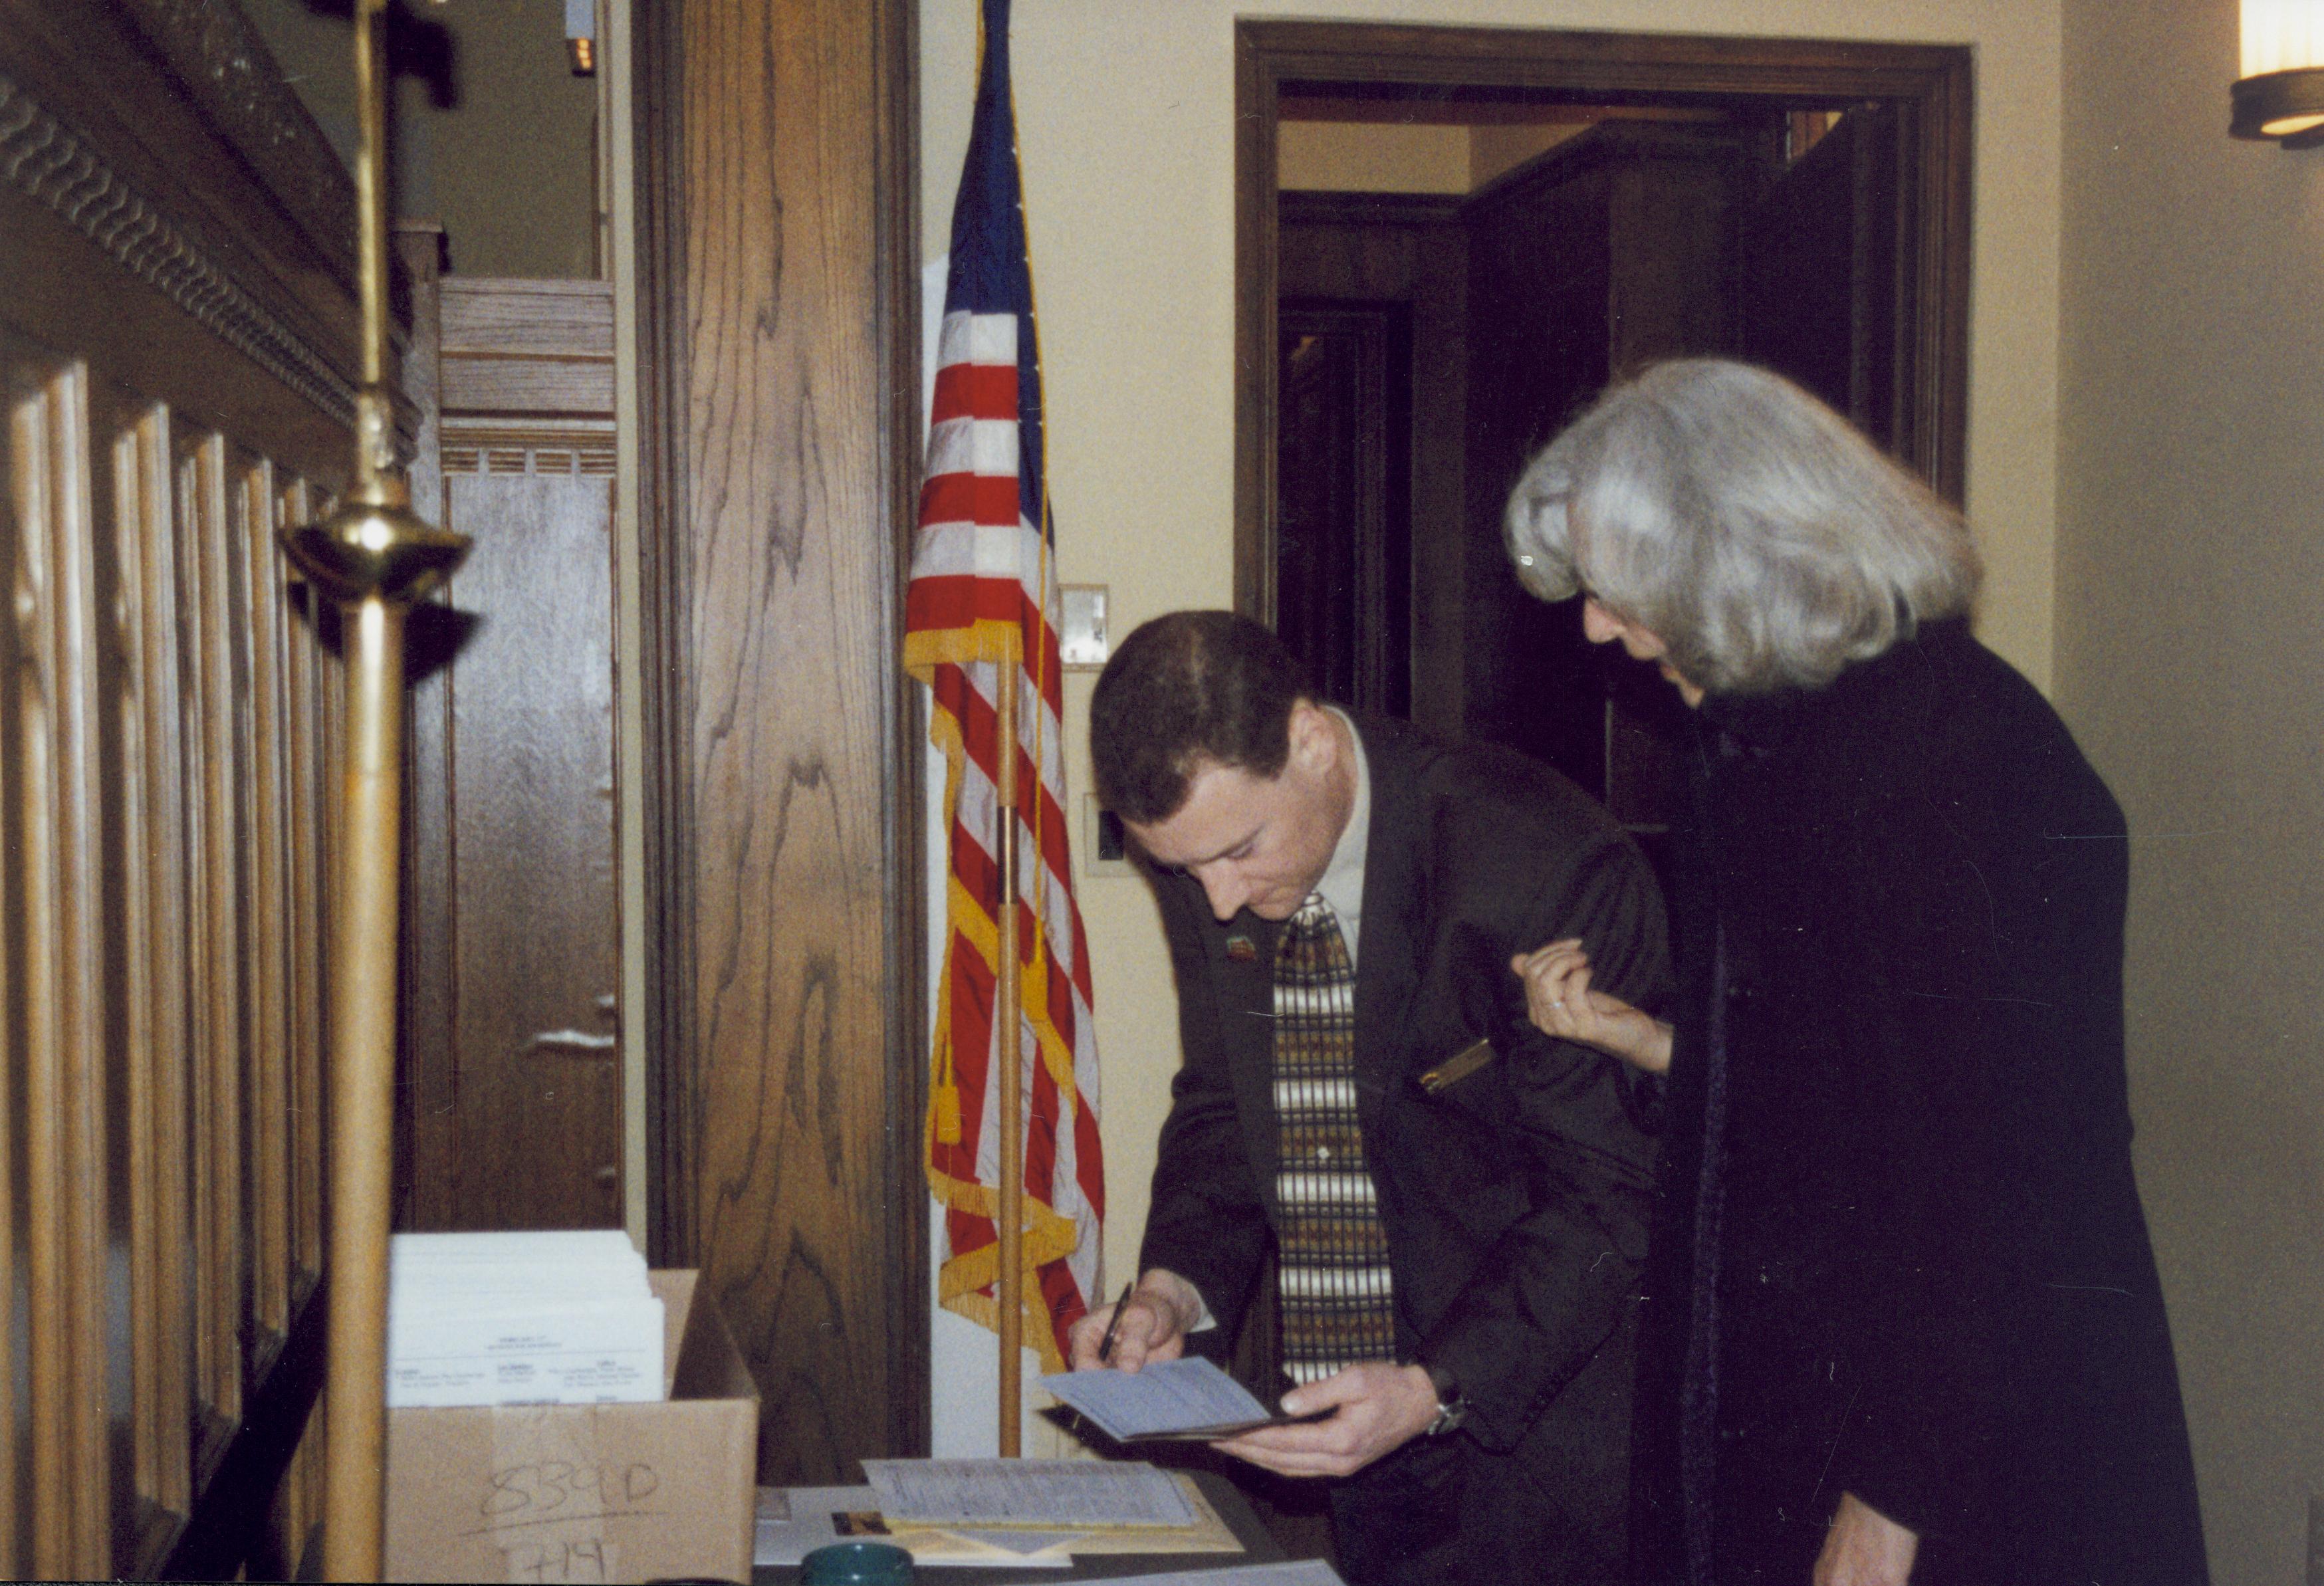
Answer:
1284, 700, 1335, 776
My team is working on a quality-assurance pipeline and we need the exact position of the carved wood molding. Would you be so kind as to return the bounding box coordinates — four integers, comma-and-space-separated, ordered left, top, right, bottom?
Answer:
0, 70, 357, 429
107, 0, 360, 281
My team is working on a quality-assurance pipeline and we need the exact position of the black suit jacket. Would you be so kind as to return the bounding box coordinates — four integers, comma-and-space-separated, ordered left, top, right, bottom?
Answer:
1137, 712, 1670, 1456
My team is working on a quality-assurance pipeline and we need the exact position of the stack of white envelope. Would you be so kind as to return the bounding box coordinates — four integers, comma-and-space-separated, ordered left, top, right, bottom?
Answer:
385, 1229, 665, 1409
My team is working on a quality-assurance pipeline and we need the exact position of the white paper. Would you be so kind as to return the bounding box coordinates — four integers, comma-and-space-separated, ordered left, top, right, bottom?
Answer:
753, 1486, 1074, 1570
386, 1230, 662, 1406
1040, 1358, 1278, 1441
860, 1458, 1197, 1528
953, 1528, 1095, 1555
1072, 1563, 1346, 1586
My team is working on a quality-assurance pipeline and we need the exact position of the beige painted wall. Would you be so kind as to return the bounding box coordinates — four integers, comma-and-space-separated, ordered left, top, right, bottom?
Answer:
1274, 120, 1590, 193
1279, 121, 1472, 191
922, 0, 2065, 1377
243, 0, 599, 277
2058, 1, 2324, 1579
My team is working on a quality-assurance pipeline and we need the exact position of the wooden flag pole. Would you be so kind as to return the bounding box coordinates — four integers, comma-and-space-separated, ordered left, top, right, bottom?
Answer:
994, 661, 1024, 1456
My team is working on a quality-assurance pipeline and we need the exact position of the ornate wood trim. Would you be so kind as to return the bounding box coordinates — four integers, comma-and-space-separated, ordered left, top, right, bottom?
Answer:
0, 72, 355, 430
104, 0, 360, 281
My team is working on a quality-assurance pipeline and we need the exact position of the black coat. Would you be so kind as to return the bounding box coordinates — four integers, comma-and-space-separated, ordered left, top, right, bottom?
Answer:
1633, 622, 2206, 1584
1139, 712, 1670, 1583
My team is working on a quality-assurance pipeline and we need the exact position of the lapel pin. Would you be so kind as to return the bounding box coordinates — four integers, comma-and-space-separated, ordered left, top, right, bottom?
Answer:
1224, 935, 1256, 961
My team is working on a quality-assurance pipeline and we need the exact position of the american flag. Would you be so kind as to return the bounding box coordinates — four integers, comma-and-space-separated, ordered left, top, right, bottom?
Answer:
903, 0, 1101, 1372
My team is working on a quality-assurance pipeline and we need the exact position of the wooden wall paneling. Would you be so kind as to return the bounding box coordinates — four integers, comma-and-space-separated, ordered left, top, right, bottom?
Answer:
86, 379, 166, 1575
178, 431, 244, 1444
280, 479, 324, 1289
7, 350, 113, 1578
632, 0, 689, 1281
240, 459, 292, 1350
439, 279, 617, 417
0, 439, 14, 1579
112, 397, 194, 1543
4, 3, 370, 1571
5, 350, 51, 1581
638, 0, 926, 1476
394, 227, 453, 1237
84, 388, 134, 1570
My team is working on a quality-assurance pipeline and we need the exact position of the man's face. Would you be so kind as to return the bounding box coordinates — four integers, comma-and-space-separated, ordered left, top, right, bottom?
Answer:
1122, 705, 1349, 923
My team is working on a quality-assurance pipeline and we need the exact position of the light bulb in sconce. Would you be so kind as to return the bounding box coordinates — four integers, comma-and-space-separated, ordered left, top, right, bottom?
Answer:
2234, 0, 2324, 145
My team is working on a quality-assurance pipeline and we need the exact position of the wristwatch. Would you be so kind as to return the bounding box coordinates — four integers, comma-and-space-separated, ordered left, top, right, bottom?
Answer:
1422, 1362, 1467, 1437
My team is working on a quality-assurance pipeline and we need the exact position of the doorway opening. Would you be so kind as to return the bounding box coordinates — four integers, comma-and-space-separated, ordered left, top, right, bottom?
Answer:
1236, 22, 1972, 829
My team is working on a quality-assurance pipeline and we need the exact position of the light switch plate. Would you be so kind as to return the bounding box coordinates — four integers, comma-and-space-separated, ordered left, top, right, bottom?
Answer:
1060, 584, 1109, 669
1084, 794, 1135, 877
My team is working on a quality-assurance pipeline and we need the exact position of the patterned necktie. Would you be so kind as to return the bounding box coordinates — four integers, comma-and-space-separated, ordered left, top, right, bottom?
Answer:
1271, 893, 1397, 1385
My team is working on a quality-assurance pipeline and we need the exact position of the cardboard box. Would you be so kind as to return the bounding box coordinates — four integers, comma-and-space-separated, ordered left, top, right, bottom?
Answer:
385, 1270, 759, 1583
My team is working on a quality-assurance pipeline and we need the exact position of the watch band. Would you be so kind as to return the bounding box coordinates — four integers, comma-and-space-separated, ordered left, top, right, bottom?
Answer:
1423, 1362, 1466, 1437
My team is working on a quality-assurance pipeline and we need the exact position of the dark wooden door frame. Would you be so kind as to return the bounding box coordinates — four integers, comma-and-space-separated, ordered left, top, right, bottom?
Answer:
1234, 21, 1975, 620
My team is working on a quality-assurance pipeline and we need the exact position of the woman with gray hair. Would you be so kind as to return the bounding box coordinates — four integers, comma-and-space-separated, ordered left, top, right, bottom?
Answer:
1505, 360, 2206, 1586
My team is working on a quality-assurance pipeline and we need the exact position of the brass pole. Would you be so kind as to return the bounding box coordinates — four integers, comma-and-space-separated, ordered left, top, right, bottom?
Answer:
284, 1, 466, 1577
319, 598, 406, 1580
994, 663, 1022, 1456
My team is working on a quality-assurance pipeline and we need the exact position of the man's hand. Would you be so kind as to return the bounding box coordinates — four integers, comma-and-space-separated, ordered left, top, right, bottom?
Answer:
1066, 1269, 1203, 1373
1813, 1492, 1918, 1586
1209, 1361, 1440, 1479
1510, 939, 1673, 1074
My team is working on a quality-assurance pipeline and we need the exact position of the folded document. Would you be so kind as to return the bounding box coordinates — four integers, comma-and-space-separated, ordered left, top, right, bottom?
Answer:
1040, 1358, 1323, 1442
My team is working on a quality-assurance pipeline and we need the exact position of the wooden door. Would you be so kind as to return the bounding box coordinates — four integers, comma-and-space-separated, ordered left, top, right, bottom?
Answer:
1276, 303, 1410, 719
1460, 124, 1739, 792
401, 275, 624, 1234
1276, 193, 1466, 735
1739, 104, 1905, 453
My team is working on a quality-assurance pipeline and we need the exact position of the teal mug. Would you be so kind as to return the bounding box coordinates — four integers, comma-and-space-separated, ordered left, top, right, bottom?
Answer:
799, 1539, 915, 1584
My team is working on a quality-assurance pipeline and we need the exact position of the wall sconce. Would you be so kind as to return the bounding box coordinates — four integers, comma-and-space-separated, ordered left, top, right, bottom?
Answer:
2234, 1, 2324, 145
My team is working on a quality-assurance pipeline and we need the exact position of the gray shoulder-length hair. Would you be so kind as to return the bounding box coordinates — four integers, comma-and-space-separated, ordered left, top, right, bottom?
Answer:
1502, 358, 1980, 695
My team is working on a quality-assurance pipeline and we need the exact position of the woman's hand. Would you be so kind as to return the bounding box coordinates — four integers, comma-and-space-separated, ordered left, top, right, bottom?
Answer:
1510, 939, 1674, 1074
1813, 1492, 1918, 1586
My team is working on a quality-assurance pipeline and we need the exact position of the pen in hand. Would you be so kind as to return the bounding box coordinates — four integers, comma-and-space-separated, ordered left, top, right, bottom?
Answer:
1095, 1278, 1135, 1365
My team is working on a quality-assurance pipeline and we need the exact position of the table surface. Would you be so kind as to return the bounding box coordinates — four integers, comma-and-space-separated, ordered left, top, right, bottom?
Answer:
749, 1468, 1291, 1584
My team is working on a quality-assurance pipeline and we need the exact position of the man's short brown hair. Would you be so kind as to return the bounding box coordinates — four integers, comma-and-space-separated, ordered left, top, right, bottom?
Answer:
1088, 611, 1304, 824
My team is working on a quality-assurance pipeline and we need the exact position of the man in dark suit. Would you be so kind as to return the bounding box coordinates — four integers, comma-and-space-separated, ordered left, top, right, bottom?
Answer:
1069, 611, 1669, 1585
